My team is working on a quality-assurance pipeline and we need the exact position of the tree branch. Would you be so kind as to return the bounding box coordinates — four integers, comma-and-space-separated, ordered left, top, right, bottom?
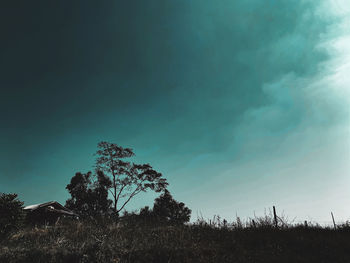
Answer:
108, 188, 115, 198
117, 188, 143, 213
115, 184, 126, 210
116, 178, 146, 213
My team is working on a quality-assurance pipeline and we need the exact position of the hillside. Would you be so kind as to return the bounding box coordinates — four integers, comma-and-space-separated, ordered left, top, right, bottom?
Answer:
1, 218, 350, 263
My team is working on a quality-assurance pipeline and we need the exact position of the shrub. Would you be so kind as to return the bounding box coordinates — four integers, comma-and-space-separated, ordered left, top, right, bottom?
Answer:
65, 171, 113, 219
0, 193, 25, 237
152, 190, 191, 225
119, 191, 191, 226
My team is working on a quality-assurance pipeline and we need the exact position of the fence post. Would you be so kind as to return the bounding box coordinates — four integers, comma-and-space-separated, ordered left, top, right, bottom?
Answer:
331, 212, 337, 230
273, 206, 278, 228
252, 219, 256, 228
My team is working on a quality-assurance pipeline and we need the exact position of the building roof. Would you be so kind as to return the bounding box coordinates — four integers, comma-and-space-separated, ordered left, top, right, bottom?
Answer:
24, 201, 76, 216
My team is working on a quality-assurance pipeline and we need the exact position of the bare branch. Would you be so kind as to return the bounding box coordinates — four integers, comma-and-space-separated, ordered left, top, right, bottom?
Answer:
115, 184, 127, 209
117, 188, 143, 213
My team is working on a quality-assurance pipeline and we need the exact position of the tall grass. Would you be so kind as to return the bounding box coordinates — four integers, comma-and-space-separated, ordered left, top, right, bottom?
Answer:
1, 214, 350, 263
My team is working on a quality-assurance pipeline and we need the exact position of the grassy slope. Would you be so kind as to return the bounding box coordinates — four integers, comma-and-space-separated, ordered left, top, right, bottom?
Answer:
1, 219, 350, 263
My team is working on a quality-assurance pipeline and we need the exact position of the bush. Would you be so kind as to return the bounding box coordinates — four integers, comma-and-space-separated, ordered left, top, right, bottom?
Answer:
65, 171, 113, 219
0, 193, 25, 237
152, 190, 191, 225
121, 190, 192, 226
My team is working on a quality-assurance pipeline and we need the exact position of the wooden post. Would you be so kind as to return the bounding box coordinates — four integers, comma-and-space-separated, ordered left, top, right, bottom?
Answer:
273, 206, 278, 228
331, 212, 337, 230
252, 219, 256, 228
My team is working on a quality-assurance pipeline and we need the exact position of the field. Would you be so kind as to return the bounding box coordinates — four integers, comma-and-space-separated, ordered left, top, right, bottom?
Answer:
1, 216, 350, 263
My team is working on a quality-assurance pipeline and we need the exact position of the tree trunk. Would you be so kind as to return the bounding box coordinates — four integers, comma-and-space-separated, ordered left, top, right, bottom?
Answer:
113, 174, 117, 213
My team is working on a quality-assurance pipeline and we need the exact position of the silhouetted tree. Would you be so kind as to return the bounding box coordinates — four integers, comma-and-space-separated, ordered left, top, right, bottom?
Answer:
0, 193, 24, 236
152, 190, 191, 225
139, 206, 152, 217
95, 141, 168, 214
124, 191, 191, 225
65, 171, 112, 218
92, 171, 113, 215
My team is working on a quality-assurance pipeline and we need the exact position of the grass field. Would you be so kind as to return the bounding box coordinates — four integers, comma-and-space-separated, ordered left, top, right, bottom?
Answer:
1, 215, 350, 263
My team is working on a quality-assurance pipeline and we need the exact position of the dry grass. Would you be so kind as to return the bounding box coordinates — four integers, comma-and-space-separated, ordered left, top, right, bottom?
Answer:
1, 216, 350, 263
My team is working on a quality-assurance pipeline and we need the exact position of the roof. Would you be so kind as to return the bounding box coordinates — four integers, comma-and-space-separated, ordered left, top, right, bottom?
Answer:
24, 201, 76, 216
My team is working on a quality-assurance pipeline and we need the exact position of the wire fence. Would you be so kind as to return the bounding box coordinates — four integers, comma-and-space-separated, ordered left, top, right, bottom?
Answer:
195, 207, 350, 229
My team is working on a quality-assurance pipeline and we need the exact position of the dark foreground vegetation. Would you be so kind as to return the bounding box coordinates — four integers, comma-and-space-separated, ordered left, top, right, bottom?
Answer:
1, 216, 350, 263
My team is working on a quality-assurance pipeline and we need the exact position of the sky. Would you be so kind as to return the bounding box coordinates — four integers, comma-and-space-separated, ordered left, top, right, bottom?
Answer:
1, 0, 349, 224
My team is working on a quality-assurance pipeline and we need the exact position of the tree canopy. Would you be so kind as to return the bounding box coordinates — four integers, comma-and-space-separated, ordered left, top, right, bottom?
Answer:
95, 141, 168, 214
0, 193, 24, 236
65, 171, 112, 218
152, 190, 191, 224
124, 190, 192, 225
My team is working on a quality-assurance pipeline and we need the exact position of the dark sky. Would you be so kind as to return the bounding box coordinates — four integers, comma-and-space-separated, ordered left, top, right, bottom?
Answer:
1, 1, 349, 223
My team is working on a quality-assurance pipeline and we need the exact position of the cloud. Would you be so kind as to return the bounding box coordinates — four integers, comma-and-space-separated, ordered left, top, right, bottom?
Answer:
231, 0, 350, 158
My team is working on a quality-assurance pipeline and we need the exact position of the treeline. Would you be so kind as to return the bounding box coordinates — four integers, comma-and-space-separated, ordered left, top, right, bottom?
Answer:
0, 142, 191, 237
3, 142, 350, 262
65, 141, 190, 221
65, 141, 191, 224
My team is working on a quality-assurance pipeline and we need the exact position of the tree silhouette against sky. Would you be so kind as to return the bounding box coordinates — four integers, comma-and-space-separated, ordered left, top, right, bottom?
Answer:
95, 141, 168, 214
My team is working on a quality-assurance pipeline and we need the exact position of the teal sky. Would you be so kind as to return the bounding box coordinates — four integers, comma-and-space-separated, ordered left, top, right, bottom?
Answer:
1, 0, 349, 224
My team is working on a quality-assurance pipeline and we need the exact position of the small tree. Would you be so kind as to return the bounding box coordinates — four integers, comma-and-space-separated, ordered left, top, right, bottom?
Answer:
0, 193, 25, 236
152, 190, 191, 225
65, 171, 112, 218
119, 191, 191, 225
95, 141, 168, 214
92, 171, 113, 215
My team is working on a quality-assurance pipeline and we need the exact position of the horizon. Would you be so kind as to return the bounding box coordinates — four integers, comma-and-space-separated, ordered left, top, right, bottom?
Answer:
1, 0, 349, 225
